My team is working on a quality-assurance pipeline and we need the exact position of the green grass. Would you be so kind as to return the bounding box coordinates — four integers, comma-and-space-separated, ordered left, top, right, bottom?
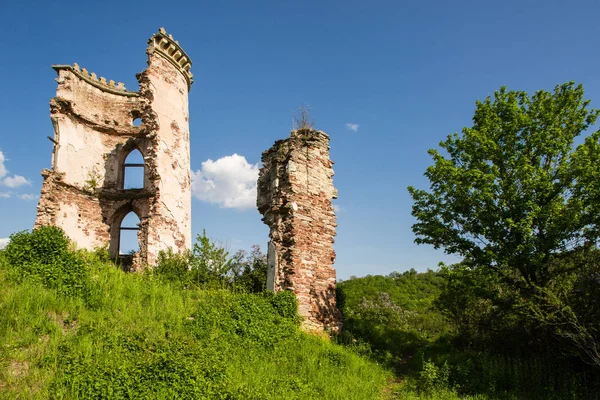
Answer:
5, 226, 598, 400
0, 251, 390, 399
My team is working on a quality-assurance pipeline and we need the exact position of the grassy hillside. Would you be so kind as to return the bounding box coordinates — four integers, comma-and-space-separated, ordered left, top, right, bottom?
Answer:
0, 228, 390, 399
340, 269, 444, 312
338, 270, 448, 366
6, 227, 599, 399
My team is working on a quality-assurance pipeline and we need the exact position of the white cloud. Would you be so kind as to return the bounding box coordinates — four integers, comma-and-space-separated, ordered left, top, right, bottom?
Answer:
191, 154, 259, 210
0, 150, 31, 189
3, 175, 30, 188
345, 123, 360, 132
0, 192, 11, 198
333, 204, 342, 213
0, 151, 6, 178
18, 193, 36, 201
0, 238, 9, 250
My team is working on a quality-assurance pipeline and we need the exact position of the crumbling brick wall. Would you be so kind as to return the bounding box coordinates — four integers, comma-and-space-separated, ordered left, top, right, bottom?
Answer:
35, 28, 193, 269
257, 129, 342, 332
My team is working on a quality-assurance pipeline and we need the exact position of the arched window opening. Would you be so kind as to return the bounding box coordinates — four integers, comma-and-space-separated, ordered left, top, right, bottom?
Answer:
119, 212, 140, 255
124, 149, 144, 189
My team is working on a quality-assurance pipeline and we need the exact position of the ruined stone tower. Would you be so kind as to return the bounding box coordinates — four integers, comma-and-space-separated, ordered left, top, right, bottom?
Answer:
257, 129, 341, 332
35, 28, 193, 269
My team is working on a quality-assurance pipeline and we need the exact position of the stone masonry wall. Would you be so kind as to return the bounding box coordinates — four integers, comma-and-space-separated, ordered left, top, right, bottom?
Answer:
257, 129, 341, 332
35, 28, 193, 269
142, 49, 192, 257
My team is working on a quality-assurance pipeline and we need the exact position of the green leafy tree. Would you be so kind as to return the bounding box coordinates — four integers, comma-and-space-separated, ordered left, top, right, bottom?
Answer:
230, 245, 268, 293
154, 229, 232, 288
409, 82, 600, 291
409, 82, 600, 365
189, 229, 231, 285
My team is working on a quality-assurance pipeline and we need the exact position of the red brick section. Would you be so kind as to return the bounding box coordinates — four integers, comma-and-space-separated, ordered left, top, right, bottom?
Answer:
257, 129, 342, 333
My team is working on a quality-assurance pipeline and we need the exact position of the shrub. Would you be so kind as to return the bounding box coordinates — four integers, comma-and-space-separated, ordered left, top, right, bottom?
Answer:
153, 230, 236, 289
154, 231, 269, 295
230, 245, 268, 293
4, 225, 70, 266
417, 358, 451, 395
268, 289, 301, 324
2, 226, 90, 298
154, 248, 191, 286
189, 229, 231, 286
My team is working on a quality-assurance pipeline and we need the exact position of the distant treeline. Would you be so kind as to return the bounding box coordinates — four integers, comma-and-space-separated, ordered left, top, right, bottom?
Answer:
338, 266, 600, 399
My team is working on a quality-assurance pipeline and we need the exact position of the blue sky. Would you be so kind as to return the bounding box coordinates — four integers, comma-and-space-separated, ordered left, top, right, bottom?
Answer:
1, 0, 599, 278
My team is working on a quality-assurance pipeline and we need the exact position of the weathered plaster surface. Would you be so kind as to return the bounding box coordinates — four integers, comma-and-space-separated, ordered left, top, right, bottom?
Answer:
35, 28, 193, 269
257, 129, 342, 332
142, 52, 192, 255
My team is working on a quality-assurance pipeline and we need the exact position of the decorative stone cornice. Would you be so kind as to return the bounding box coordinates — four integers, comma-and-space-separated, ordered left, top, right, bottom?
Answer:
52, 64, 139, 97
147, 27, 193, 91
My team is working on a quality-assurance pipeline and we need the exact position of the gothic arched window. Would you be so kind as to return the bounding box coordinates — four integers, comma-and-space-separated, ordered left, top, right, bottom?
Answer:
119, 211, 140, 255
123, 149, 144, 189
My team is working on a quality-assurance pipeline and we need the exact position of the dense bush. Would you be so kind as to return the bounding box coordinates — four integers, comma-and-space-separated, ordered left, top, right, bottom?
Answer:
229, 245, 268, 293
265, 289, 301, 323
433, 251, 600, 370
3, 225, 70, 265
153, 229, 232, 288
154, 231, 268, 293
154, 248, 192, 285
2, 226, 90, 298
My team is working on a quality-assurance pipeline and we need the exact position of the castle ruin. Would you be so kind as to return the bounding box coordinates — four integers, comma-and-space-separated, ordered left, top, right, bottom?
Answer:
35, 28, 341, 332
257, 129, 342, 332
35, 28, 193, 269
